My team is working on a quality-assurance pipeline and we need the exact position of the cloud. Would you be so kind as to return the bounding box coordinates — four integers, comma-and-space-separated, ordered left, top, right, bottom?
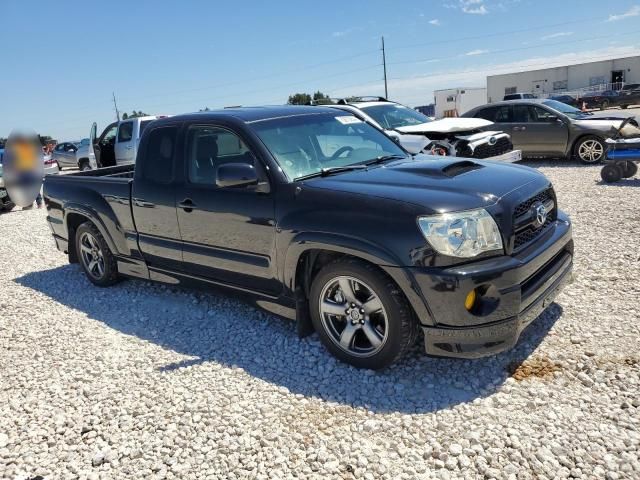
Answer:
465, 49, 489, 56
429, 19, 441, 26
608, 5, 640, 21
461, 0, 488, 14
443, 0, 488, 14
332, 30, 349, 38
541, 31, 574, 40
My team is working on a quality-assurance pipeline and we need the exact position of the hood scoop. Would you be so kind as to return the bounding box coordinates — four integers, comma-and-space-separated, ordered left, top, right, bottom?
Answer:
441, 160, 484, 177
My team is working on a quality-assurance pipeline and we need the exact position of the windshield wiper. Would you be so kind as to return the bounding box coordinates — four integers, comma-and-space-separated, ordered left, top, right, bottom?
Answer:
295, 165, 368, 181
365, 154, 408, 166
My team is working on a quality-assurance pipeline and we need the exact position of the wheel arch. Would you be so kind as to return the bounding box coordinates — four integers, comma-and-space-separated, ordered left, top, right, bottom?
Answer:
64, 204, 121, 263
569, 133, 606, 159
283, 234, 433, 335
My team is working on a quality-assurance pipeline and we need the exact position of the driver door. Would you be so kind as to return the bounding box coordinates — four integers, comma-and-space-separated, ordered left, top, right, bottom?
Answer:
174, 123, 279, 295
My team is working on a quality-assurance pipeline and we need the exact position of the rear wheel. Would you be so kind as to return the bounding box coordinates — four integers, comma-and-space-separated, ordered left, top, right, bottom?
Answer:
600, 99, 610, 110
575, 136, 605, 164
309, 258, 416, 369
621, 105, 629, 109
75, 222, 119, 286
79, 159, 91, 171
621, 161, 638, 178
601, 164, 623, 183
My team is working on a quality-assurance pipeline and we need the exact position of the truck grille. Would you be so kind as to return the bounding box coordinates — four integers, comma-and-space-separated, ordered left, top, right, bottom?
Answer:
513, 188, 556, 251
470, 137, 513, 159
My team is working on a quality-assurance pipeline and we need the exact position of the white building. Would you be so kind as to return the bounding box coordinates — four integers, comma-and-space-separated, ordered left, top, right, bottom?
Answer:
487, 55, 640, 103
433, 87, 487, 118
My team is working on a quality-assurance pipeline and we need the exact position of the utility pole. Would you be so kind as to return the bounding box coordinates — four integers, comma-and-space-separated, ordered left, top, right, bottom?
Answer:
112, 92, 120, 121
381, 36, 388, 99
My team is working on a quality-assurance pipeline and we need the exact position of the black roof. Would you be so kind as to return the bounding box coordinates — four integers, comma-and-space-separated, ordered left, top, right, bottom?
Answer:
164, 105, 341, 124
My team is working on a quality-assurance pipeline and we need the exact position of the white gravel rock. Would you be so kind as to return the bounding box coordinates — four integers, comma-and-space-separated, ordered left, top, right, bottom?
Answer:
1, 162, 639, 479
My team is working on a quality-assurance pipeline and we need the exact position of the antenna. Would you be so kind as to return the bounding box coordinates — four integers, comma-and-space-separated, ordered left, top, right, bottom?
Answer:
112, 92, 120, 121
382, 36, 388, 99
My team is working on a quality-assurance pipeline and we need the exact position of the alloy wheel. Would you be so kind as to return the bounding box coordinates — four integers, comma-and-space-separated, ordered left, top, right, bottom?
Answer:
318, 276, 388, 358
578, 139, 604, 163
79, 232, 105, 279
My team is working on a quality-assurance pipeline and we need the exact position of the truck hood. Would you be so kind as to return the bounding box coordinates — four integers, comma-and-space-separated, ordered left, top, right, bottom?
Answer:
395, 117, 493, 134
303, 156, 548, 214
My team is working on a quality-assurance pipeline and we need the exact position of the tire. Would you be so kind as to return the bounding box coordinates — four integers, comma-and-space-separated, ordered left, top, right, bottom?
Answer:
600, 164, 622, 183
0, 201, 15, 213
75, 222, 119, 286
600, 100, 609, 110
621, 105, 629, 109
621, 161, 638, 178
575, 136, 606, 164
309, 258, 417, 369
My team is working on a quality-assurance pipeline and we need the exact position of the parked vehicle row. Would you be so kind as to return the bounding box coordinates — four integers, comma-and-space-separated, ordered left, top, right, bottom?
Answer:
463, 99, 637, 163
44, 106, 574, 369
319, 97, 521, 163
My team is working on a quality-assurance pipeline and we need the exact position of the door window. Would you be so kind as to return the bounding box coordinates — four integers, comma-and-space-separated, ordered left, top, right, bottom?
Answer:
475, 106, 510, 122
186, 126, 257, 185
140, 126, 177, 184
529, 106, 557, 122
512, 105, 531, 123
117, 122, 134, 142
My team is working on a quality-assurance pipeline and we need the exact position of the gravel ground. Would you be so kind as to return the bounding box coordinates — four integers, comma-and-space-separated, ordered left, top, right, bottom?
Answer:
1, 162, 639, 480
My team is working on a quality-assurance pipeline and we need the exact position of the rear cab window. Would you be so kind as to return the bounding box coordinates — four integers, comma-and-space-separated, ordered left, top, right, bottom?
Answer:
139, 126, 177, 184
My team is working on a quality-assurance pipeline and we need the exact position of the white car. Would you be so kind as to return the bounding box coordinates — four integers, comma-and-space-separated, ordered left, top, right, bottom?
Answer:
321, 97, 521, 163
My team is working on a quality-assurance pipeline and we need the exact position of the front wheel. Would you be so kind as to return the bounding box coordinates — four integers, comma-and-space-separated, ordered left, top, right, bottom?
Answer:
600, 100, 610, 110
309, 258, 417, 369
75, 222, 119, 286
575, 136, 606, 164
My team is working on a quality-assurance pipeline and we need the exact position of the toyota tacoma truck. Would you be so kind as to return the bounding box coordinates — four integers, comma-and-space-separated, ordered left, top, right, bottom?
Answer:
44, 106, 573, 369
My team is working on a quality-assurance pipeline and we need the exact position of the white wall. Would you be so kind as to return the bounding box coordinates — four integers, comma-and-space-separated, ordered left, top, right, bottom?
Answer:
486, 56, 640, 102
434, 87, 487, 118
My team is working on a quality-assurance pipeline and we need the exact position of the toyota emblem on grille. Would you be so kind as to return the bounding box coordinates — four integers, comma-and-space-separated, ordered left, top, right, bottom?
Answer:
532, 202, 547, 227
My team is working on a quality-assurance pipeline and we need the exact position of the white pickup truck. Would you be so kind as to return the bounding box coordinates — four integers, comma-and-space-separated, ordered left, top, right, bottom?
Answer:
82, 116, 164, 169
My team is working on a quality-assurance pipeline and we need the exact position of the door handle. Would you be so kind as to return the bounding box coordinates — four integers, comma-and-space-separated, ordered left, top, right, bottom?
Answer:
513, 126, 527, 131
126, 146, 133, 150
178, 198, 197, 212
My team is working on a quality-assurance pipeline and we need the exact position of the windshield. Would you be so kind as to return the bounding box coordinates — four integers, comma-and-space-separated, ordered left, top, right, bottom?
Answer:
542, 100, 587, 119
359, 104, 431, 129
251, 113, 407, 180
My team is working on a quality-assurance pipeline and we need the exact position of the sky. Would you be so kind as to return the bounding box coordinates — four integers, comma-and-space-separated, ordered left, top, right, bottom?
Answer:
1, 0, 640, 140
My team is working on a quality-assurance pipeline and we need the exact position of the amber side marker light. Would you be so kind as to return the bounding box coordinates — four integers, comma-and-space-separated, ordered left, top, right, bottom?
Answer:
465, 289, 477, 311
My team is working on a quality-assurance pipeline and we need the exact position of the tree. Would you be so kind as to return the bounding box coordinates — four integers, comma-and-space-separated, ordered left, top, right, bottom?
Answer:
122, 110, 149, 120
199, 107, 210, 112
287, 91, 330, 105
287, 93, 312, 105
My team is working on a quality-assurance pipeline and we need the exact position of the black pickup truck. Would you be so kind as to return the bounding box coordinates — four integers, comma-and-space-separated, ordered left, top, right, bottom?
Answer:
44, 106, 573, 369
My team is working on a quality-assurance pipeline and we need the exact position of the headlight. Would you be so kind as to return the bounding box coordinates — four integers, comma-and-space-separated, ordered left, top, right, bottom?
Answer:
417, 208, 503, 258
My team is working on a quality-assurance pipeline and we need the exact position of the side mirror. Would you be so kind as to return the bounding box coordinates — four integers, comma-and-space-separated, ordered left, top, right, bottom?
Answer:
216, 163, 259, 188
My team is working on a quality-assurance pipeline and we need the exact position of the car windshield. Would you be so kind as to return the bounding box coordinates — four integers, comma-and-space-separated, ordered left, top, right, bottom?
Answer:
542, 100, 588, 119
251, 113, 408, 180
359, 104, 431, 129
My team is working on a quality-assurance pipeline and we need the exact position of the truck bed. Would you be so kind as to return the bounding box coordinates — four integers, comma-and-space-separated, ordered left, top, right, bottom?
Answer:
43, 165, 137, 258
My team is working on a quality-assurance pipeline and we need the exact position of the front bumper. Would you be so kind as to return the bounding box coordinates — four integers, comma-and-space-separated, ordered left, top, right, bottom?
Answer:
409, 213, 573, 358
488, 149, 522, 163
